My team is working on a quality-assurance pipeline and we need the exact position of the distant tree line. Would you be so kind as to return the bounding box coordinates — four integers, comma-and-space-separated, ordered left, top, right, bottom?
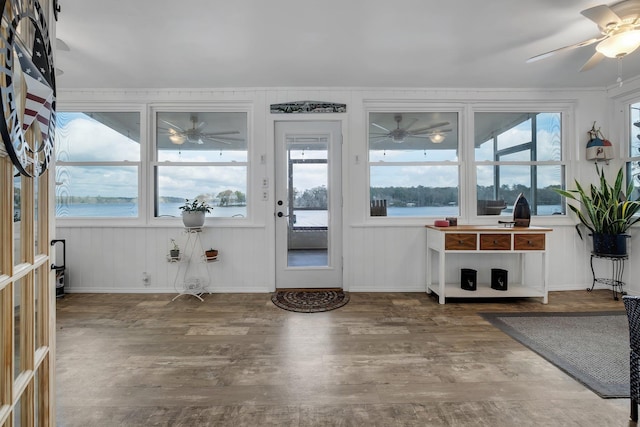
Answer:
56, 196, 138, 204
294, 186, 328, 209
371, 184, 563, 207
282, 184, 564, 210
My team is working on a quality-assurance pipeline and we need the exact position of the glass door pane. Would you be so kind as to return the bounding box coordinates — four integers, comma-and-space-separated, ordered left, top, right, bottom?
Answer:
286, 138, 328, 267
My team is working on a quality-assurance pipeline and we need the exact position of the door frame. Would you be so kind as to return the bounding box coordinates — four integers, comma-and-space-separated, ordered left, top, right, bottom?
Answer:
271, 117, 346, 290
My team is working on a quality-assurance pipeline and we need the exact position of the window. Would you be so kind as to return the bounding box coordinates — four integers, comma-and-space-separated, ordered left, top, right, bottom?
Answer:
154, 111, 248, 218
55, 112, 141, 217
368, 111, 460, 217
474, 112, 565, 217
628, 101, 640, 199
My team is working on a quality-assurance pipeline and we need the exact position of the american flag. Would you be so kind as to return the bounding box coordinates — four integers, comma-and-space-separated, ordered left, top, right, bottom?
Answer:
14, 33, 54, 142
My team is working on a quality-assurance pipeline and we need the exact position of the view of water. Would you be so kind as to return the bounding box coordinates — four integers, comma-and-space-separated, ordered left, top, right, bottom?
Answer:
56, 202, 563, 223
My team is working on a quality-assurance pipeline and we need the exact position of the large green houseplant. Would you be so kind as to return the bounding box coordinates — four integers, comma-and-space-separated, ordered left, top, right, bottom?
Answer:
555, 166, 640, 255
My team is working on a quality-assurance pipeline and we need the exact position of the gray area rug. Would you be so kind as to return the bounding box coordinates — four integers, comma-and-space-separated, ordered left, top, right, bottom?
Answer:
481, 311, 629, 398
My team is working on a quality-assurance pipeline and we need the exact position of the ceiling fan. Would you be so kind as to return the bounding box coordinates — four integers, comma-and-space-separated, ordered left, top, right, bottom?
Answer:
370, 114, 452, 144
160, 114, 242, 145
527, 0, 640, 71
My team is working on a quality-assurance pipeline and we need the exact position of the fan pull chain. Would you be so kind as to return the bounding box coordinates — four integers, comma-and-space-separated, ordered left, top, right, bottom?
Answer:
617, 58, 623, 87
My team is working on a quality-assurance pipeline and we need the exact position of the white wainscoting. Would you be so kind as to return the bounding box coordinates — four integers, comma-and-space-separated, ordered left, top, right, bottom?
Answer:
54, 223, 626, 295
54, 226, 270, 293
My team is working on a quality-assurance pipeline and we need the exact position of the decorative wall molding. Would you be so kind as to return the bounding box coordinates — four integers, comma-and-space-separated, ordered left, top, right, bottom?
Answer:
270, 100, 346, 114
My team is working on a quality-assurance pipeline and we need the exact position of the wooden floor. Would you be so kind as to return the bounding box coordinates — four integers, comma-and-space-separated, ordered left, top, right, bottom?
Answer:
56, 290, 634, 426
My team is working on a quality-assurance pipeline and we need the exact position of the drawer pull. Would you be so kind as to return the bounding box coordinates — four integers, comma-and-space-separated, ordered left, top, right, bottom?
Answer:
459, 239, 463, 244
527, 240, 532, 245
493, 240, 498, 244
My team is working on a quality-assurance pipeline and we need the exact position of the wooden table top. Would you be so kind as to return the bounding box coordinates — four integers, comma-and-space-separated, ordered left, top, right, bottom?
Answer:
425, 224, 553, 232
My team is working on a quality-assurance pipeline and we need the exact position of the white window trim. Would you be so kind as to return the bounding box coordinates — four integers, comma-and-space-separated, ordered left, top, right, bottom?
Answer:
55, 105, 146, 227
148, 103, 254, 227
361, 101, 575, 226
469, 102, 574, 226
364, 102, 466, 226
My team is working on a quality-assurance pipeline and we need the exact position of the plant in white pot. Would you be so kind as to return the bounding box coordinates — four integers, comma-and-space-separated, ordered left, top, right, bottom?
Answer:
179, 198, 212, 228
554, 165, 640, 256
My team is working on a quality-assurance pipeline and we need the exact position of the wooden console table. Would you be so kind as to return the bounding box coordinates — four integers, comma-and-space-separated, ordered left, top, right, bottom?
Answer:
426, 225, 552, 304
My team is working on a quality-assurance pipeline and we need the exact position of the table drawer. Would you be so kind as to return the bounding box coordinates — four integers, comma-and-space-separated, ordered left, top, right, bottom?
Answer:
445, 233, 477, 250
514, 233, 545, 250
479, 234, 511, 250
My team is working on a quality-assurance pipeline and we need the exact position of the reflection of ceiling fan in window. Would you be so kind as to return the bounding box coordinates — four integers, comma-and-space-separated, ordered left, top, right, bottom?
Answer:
370, 114, 452, 144
160, 114, 243, 145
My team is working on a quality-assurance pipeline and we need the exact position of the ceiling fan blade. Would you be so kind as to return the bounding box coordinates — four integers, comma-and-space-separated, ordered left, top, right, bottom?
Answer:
195, 121, 207, 130
160, 119, 186, 133
401, 118, 419, 131
580, 51, 605, 71
371, 122, 391, 132
201, 130, 241, 137
202, 135, 244, 142
425, 129, 453, 135
409, 122, 451, 134
581, 4, 622, 28
526, 36, 605, 63
204, 137, 232, 145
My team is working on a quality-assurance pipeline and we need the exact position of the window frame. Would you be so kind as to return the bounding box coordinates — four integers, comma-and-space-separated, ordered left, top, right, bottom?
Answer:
624, 99, 640, 199
364, 103, 465, 224
149, 104, 254, 226
362, 101, 574, 225
54, 106, 146, 226
470, 103, 573, 224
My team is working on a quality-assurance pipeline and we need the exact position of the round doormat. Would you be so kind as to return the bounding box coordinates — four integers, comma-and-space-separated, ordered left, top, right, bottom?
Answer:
271, 289, 349, 313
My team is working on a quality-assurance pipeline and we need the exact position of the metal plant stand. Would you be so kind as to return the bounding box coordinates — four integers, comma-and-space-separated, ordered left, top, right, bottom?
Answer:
589, 252, 628, 300
170, 227, 216, 301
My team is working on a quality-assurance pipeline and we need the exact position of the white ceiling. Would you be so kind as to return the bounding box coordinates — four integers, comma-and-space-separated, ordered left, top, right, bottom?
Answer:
54, 0, 640, 90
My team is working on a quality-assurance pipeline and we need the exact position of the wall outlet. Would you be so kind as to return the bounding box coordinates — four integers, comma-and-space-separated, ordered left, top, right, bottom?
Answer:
142, 272, 150, 286
262, 177, 269, 188
262, 191, 269, 201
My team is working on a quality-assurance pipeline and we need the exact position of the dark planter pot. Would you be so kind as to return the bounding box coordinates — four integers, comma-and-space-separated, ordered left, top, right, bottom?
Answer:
205, 249, 218, 260
592, 233, 629, 256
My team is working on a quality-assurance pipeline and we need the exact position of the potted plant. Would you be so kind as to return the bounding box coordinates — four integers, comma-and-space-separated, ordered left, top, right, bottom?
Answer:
205, 248, 218, 260
179, 198, 212, 228
554, 165, 640, 256
169, 239, 180, 259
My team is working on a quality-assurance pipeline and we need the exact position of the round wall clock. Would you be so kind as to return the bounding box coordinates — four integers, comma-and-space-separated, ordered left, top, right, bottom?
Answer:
0, 0, 56, 177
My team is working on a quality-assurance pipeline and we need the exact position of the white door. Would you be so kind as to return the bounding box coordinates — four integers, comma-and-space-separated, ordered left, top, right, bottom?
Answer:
274, 121, 342, 288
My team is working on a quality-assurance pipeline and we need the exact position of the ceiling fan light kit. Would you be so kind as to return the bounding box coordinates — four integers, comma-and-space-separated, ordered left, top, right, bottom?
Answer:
429, 133, 446, 143
528, 0, 640, 70
595, 29, 640, 57
169, 133, 186, 145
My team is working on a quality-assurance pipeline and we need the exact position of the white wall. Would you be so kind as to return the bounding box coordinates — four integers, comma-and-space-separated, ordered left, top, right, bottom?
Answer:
54, 85, 640, 295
